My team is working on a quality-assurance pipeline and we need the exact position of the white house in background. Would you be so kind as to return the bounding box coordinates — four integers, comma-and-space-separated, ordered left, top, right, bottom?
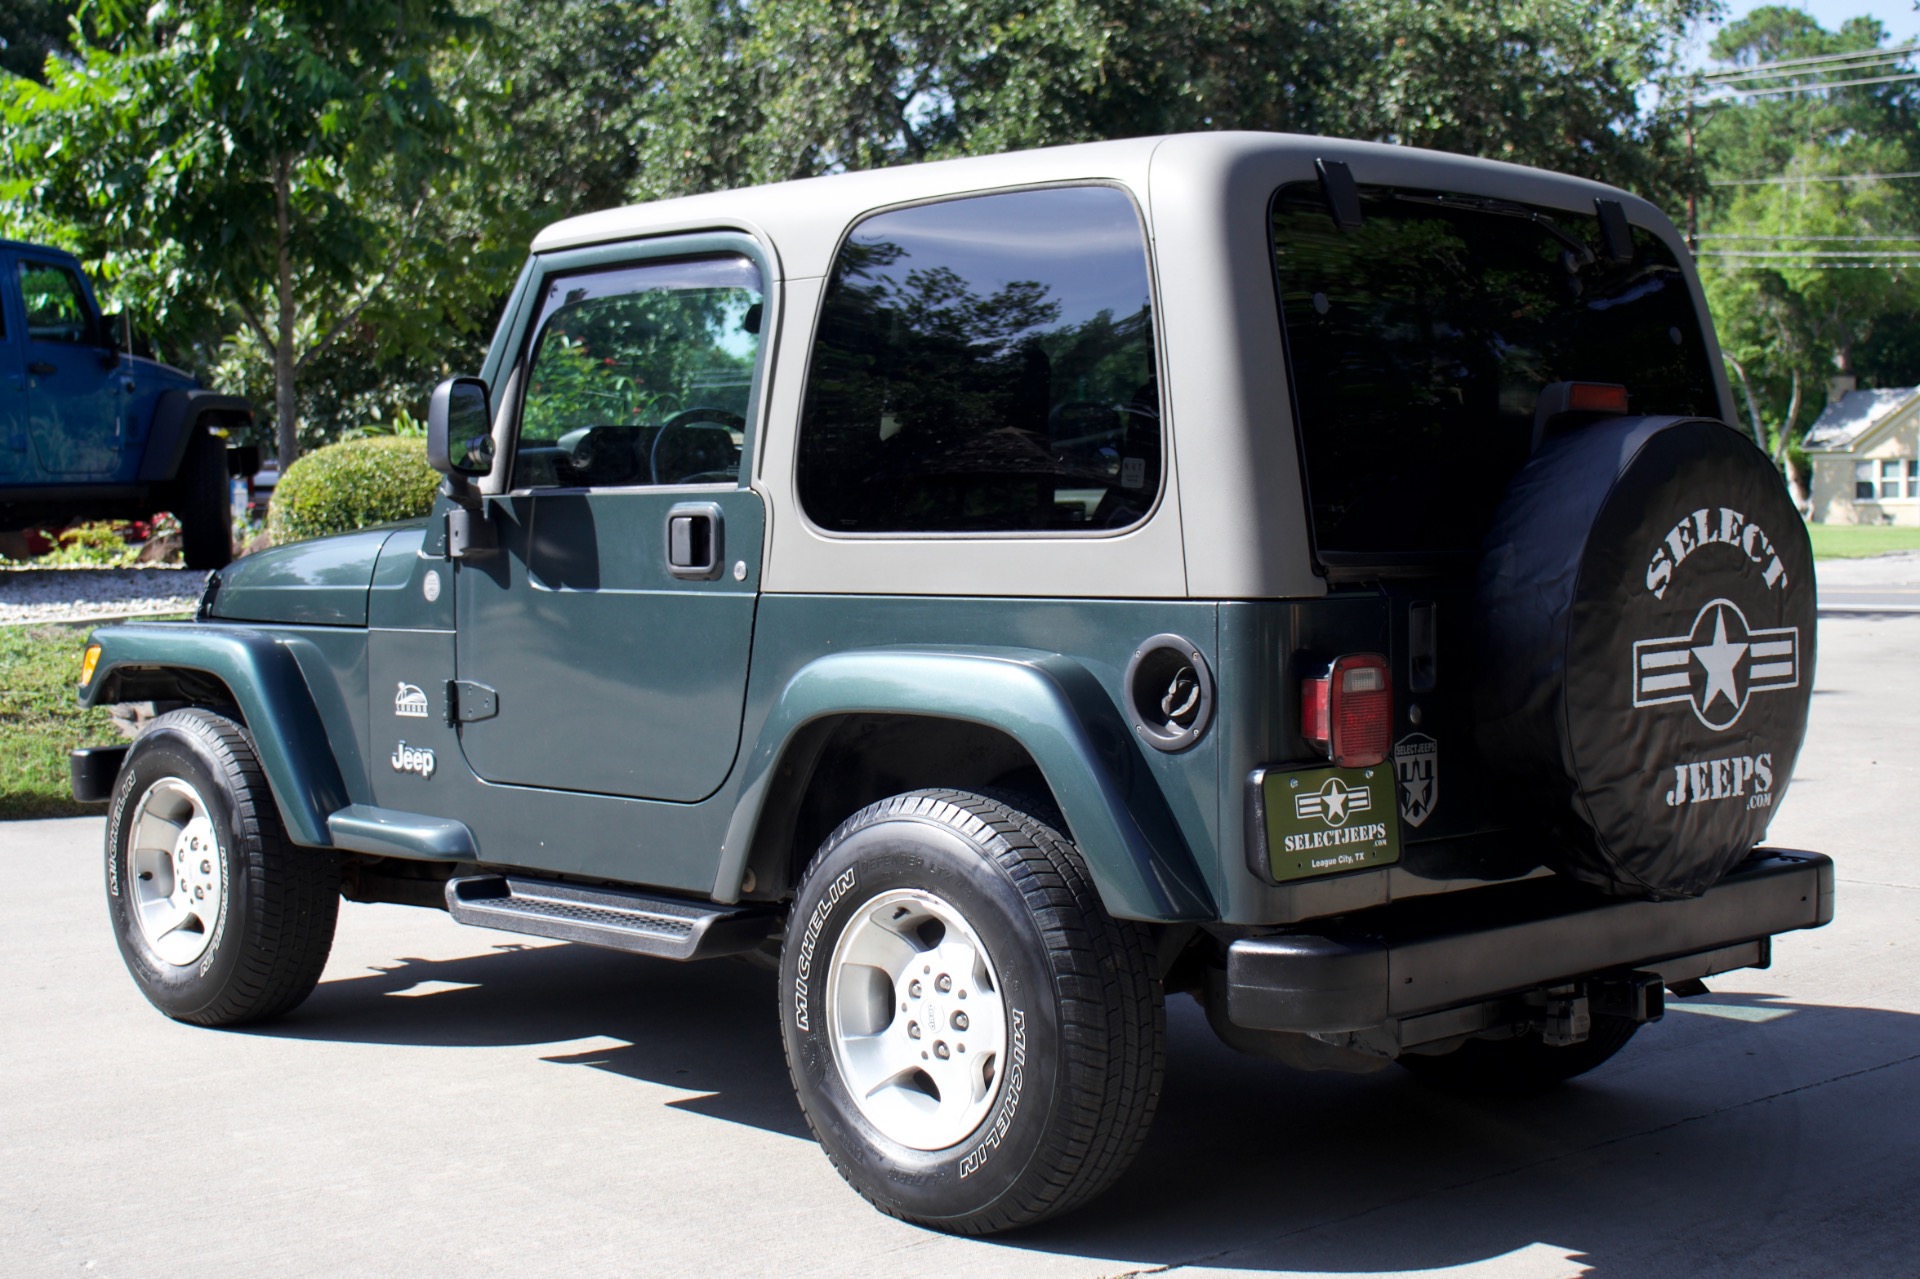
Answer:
1802, 383, 1920, 525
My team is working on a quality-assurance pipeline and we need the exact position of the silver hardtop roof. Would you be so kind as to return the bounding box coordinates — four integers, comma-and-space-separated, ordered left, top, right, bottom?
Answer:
530, 131, 1670, 277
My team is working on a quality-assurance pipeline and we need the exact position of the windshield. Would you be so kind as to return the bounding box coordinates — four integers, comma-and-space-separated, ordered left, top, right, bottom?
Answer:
1270, 182, 1720, 560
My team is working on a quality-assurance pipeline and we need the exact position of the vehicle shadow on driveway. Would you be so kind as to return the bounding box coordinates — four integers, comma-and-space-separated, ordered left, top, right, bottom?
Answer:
257, 940, 813, 1140
1028, 991, 1920, 1275
254, 942, 1920, 1276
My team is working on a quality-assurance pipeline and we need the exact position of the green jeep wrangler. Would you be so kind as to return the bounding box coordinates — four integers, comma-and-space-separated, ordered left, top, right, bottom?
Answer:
73, 132, 1831, 1234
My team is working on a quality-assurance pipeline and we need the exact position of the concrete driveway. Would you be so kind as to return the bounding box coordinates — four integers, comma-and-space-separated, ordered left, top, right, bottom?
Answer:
3, 614, 1915, 1279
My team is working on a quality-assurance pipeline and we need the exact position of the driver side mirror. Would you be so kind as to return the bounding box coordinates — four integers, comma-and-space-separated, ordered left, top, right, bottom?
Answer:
98, 310, 154, 362
427, 376, 496, 479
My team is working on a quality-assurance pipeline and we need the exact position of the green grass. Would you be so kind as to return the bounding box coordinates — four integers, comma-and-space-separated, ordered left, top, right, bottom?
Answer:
1807, 524, 1920, 560
0, 623, 123, 820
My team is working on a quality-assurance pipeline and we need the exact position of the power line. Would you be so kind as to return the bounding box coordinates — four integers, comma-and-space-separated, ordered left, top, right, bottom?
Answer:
1709, 170, 1920, 186
1704, 68, 1920, 97
1702, 43, 1919, 81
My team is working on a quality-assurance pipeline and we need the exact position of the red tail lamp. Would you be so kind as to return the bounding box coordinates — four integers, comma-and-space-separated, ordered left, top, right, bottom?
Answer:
1566, 382, 1630, 414
1301, 653, 1392, 768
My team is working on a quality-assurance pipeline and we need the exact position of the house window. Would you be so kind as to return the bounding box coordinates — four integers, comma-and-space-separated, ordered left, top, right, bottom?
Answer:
1855, 460, 1875, 500
1909, 459, 1919, 499
1883, 459, 1905, 500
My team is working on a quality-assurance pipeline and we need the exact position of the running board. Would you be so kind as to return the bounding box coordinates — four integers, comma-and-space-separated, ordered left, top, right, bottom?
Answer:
445, 875, 775, 961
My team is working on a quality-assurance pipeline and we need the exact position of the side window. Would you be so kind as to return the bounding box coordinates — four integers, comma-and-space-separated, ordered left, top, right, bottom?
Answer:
19, 261, 93, 345
511, 254, 763, 490
797, 185, 1161, 534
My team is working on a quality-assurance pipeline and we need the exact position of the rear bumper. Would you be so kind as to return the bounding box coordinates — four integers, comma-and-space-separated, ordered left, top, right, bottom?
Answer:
1226, 849, 1832, 1040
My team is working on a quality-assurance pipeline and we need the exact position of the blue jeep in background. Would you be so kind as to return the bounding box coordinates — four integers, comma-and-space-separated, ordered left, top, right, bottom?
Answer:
0, 239, 255, 568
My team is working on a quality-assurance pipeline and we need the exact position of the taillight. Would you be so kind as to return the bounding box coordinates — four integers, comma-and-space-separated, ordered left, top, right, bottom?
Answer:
1301, 653, 1392, 767
1566, 381, 1629, 414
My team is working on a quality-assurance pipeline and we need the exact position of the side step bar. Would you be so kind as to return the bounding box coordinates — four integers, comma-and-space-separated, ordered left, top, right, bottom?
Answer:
445, 874, 776, 961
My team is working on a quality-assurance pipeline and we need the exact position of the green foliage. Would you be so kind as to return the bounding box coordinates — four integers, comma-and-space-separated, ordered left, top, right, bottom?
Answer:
343, 406, 428, 440
635, 0, 1712, 206
0, 623, 126, 821
1697, 8, 1920, 492
266, 436, 441, 545
37, 522, 139, 568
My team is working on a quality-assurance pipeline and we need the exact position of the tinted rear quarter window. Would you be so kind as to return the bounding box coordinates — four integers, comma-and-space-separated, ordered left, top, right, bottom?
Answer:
1270, 183, 1718, 560
798, 185, 1161, 534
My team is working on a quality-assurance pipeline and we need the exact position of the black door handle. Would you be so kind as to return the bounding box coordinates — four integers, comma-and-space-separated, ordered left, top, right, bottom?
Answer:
27, 361, 56, 376
665, 502, 725, 581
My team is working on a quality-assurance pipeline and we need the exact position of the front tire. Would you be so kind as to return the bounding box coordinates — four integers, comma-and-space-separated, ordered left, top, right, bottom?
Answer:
105, 708, 338, 1025
171, 427, 233, 571
779, 790, 1163, 1234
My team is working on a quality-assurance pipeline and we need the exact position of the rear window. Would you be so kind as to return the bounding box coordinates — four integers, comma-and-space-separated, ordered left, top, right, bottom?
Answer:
797, 185, 1161, 534
1270, 182, 1719, 560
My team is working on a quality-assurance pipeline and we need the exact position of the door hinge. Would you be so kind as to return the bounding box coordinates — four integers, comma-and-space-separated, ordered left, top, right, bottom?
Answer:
448, 679, 498, 723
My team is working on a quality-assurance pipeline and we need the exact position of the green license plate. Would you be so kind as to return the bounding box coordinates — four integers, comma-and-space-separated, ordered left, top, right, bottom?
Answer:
1260, 764, 1402, 882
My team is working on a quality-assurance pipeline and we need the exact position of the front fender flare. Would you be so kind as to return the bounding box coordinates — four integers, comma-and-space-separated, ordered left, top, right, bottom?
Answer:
137, 390, 253, 484
80, 623, 348, 848
719, 648, 1216, 922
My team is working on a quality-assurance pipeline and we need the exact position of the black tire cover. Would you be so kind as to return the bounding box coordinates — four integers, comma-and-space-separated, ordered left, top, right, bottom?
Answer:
1475, 416, 1816, 899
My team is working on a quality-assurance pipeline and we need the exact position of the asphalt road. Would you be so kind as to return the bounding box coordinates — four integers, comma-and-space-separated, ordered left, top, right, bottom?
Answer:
3, 614, 1916, 1279
1814, 550, 1920, 613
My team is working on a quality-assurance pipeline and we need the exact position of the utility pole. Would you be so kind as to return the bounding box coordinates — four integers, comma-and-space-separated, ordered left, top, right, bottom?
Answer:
1685, 104, 1699, 254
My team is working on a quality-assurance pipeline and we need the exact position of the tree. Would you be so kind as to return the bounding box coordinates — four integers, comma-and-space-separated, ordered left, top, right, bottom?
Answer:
1695, 7, 1920, 501
633, 0, 1713, 206
0, 0, 488, 464
476, 0, 665, 231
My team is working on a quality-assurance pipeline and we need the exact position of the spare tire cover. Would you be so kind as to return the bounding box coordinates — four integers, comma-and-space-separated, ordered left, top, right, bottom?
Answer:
1475, 417, 1815, 899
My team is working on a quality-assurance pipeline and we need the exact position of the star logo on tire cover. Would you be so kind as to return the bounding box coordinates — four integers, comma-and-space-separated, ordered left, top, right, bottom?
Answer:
1631, 598, 1800, 731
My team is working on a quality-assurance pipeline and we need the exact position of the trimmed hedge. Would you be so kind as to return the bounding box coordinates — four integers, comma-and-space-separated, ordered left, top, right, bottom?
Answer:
268, 436, 441, 546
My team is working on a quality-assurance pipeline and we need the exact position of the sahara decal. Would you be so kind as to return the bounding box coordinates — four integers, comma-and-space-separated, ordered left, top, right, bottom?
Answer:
1393, 733, 1438, 827
1631, 598, 1800, 731
793, 867, 858, 1032
390, 741, 436, 778
1664, 751, 1774, 810
394, 681, 430, 718
1645, 506, 1788, 599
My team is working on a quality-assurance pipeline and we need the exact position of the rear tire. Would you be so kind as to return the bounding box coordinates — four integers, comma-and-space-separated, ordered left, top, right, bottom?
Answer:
1397, 1017, 1640, 1096
779, 789, 1163, 1234
171, 427, 232, 570
105, 708, 338, 1025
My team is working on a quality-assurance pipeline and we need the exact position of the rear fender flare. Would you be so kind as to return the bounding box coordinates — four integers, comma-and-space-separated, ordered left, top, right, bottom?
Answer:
718, 648, 1216, 922
80, 623, 348, 848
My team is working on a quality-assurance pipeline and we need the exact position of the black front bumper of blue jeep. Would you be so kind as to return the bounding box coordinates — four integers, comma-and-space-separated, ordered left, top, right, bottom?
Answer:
1225, 849, 1832, 1047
